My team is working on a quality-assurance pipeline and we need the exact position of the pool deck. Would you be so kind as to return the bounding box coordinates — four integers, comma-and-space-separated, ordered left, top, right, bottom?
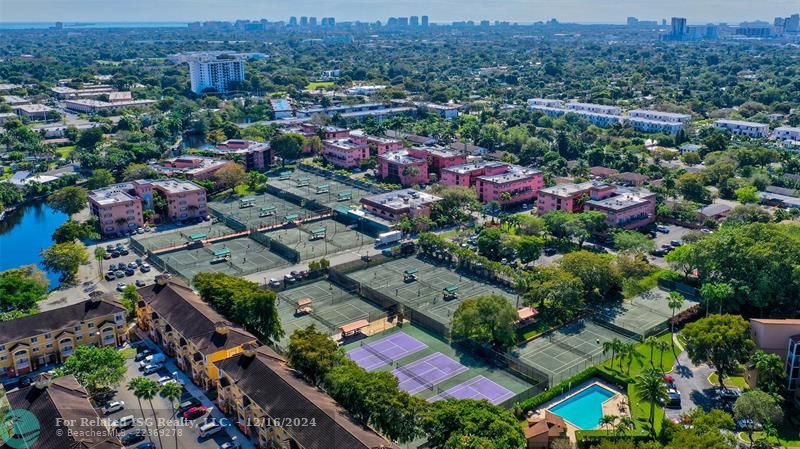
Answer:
535, 380, 628, 441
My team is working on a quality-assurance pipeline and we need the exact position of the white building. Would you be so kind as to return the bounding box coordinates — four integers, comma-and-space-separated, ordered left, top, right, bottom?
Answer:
565, 102, 622, 116
627, 117, 685, 134
346, 85, 387, 96
774, 126, 800, 141
186, 54, 246, 94
627, 109, 691, 123
527, 98, 565, 108
713, 119, 770, 138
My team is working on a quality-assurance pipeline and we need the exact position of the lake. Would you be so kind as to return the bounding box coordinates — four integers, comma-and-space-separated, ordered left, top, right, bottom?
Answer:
0, 201, 69, 288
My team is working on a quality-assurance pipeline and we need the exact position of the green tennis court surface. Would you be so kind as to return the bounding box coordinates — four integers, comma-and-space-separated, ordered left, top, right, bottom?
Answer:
208, 191, 311, 230
133, 223, 237, 252
267, 171, 370, 209
593, 288, 698, 338
158, 236, 289, 281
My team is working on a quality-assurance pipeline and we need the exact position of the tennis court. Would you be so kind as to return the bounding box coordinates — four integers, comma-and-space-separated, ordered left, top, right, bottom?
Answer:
267, 171, 371, 209
594, 288, 697, 338
342, 324, 536, 406
347, 255, 520, 328
275, 280, 387, 349
428, 376, 516, 404
261, 218, 372, 260
134, 223, 237, 252
349, 333, 428, 371
159, 236, 289, 281
513, 320, 636, 385
208, 191, 311, 230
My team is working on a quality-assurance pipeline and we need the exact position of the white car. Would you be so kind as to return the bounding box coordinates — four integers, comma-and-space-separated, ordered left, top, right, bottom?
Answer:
158, 373, 183, 386
141, 363, 162, 375
198, 420, 224, 438
219, 437, 241, 449
102, 400, 125, 414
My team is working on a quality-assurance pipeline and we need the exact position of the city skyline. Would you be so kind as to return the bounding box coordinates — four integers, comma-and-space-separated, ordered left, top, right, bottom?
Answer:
0, 0, 798, 25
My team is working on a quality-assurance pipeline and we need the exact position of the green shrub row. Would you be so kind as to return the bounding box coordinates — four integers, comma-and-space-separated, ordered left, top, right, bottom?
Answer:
518, 365, 631, 413
575, 430, 650, 449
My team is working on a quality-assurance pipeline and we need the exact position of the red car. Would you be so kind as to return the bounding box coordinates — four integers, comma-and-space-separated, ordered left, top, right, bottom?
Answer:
182, 405, 208, 420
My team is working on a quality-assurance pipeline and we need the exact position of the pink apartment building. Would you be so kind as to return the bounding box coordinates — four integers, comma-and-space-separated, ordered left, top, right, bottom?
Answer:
537, 181, 617, 214
583, 187, 656, 229
89, 179, 207, 235
322, 132, 369, 168
154, 156, 234, 181
378, 150, 429, 186
441, 161, 544, 205
214, 140, 272, 171
360, 189, 442, 221
367, 135, 403, 155
407, 146, 468, 176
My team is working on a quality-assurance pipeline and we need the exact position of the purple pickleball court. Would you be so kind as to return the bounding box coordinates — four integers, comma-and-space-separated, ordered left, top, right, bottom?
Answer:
428, 375, 515, 405
393, 352, 468, 395
347, 332, 428, 371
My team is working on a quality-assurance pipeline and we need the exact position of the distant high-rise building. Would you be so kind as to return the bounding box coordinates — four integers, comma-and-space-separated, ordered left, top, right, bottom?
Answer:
309, 17, 317, 27
627, 17, 639, 26
186, 53, 246, 94
289, 16, 298, 26
671, 17, 687, 37
787, 14, 800, 32
661, 19, 667, 26
421, 15, 429, 27
54, 21, 63, 30
398, 17, 409, 27
480, 20, 490, 27
300, 16, 308, 26
321, 17, 336, 27
410, 16, 419, 27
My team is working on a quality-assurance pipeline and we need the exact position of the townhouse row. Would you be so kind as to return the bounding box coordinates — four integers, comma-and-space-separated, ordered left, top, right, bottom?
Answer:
527, 99, 691, 134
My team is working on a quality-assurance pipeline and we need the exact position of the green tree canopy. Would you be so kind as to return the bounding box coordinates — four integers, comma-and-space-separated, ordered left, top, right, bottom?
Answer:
41, 241, 89, 284
60, 345, 126, 394
286, 325, 344, 386
0, 265, 49, 313
48, 186, 88, 215
683, 314, 754, 387
420, 399, 526, 449
451, 294, 518, 349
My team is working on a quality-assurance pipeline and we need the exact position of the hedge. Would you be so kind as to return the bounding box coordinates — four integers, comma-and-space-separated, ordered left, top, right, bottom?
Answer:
575, 430, 650, 449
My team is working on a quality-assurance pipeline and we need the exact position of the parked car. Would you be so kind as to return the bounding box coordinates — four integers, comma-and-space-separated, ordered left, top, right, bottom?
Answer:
115, 270, 126, 279
219, 437, 241, 449
106, 244, 116, 252
284, 274, 296, 284
120, 249, 130, 256
543, 247, 557, 256
135, 258, 143, 266
120, 429, 146, 446
670, 240, 683, 247
178, 397, 201, 413
182, 405, 208, 420
268, 278, 281, 288
117, 283, 128, 292
736, 419, 762, 431
665, 389, 681, 408
135, 279, 146, 287
111, 415, 135, 430
125, 268, 135, 276
141, 363, 162, 375
199, 419, 224, 438
111, 251, 121, 258
103, 252, 112, 260
134, 443, 156, 449
105, 272, 116, 281
140, 264, 151, 273
718, 387, 741, 400
134, 349, 152, 362
102, 400, 125, 414
657, 225, 670, 233
128, 262, 138, 269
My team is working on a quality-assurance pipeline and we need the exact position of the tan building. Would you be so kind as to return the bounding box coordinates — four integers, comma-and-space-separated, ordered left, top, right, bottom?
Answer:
136, 277, 257, 389
750, 319, 800, 400
216, 345, 398, 449
7, 373, 122, 449
524, 411, 567, 449
0, 293, 127, 378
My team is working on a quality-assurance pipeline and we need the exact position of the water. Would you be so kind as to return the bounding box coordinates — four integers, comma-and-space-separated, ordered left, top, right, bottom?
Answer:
0, 201, 69, 288
548, 383, 616, 429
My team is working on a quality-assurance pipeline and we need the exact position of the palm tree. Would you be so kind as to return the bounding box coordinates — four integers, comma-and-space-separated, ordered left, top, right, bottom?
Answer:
667, 292, 685, 339
623, 342, 638, 374
635, 367, 669, 436
749, 350, 786, 395
128, 377, 154, 444
599, 414, 617, 435
615, 415, 636, 436
644, 336, 659, 366
602, 339, 621, 367
160, 381, 183, 449
131, 377, 164, 448
94, 247, 106, 279
617, 341, 631, 371
655, 340, 671, 372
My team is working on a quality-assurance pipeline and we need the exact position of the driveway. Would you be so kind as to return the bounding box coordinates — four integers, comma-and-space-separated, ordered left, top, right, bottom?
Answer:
665, 337, 716, 420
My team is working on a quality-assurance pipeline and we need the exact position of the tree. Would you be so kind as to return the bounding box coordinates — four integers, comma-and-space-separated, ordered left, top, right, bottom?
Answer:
476, 227, 503, 260
749, 351, 785, 397
246, 171, 268, 191
525, 267, 584, 319
129, 376, 164, 448
287, 325, 344, 385
677, 173, 709, 203
735, 185, 759, 204
53, 220, 99, 243
602, 338, 623, 368
667, 292, 684, 336
635, 367, 669, 436
127, 377, 154, 445
41, 241, 89, 284
120, 284, 139, 318
727, 204, 771, 223
214, 163, 246, 190
206, 128, 227, 145
559, 251, 622, 303
76, 126, 104, 149
683, 314, 754, 388
61, 346, 126, 394
122, 163, 159, 181
420, 399, 526, 449
160, 380, 183, 449
613, 231, 655, 254
0, 266, 49, 312
48, 186, 88, 215
644, 335, 659, 366
733, 391, 783, 448
94, 247, 106, 277
86, 169, 115, 189
699, 282, 734, 315
599, 414, 617, 435
272, 133, 304, 165
451, 294, 518, 350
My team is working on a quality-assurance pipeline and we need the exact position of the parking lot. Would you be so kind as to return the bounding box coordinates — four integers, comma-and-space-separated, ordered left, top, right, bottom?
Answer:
649, 224, 695, 267
99, 341, 249, 449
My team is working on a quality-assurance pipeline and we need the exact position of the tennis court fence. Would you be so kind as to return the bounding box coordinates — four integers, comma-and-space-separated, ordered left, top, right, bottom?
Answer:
250, 231, 301, 263
457, 341, 550, 389
297, 163, 388, 194
590, 315, 644, 341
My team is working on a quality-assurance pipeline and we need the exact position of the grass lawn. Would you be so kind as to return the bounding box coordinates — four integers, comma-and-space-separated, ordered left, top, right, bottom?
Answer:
119, 348, 136, 359
233, 184, 256, 197
739, 425, 800, 449
708, 372, 748, 389
598, 332, 677, 380
55, 145, 76, 159
305, 81, 335, 90
627, 383, 665, 434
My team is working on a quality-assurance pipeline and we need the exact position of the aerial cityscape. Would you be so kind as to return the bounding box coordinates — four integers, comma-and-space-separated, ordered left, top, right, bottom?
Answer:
0, 2, 800, 449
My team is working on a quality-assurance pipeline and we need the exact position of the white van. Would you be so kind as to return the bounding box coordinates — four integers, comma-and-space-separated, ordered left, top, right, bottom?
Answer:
198, 420, 223, 438
112, 415, 135, 430
138, 353, 165, 368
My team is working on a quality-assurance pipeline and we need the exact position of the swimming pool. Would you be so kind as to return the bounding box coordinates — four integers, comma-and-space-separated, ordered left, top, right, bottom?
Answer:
548, 384, 616, 429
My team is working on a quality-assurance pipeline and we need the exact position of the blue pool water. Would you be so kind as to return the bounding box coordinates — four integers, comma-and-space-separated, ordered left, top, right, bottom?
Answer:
548, 384, 616, 429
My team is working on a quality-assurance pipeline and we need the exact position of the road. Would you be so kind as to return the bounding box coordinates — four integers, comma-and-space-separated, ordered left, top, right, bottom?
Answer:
664, 336, 715, 421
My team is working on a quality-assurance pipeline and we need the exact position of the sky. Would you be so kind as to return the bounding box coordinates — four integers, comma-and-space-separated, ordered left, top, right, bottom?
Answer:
0, 0, 797, 25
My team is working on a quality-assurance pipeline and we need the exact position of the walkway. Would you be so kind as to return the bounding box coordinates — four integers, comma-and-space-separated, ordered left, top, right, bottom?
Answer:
665, 333, 715, 420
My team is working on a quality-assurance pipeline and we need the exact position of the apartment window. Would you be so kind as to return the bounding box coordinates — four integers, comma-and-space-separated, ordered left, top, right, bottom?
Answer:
77, 335, 83, 340
0, 345, 5, 351
32, 348, 39, 353
88, 323, 94, 328
46, 343, 53, 349
74, 325, 81, 331
31, 337, 38, 343
0, 356, 6, 361
45, 333, 51, 339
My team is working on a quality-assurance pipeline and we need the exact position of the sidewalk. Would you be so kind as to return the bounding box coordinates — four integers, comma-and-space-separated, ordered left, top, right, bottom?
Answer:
137, 336, 257, 449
